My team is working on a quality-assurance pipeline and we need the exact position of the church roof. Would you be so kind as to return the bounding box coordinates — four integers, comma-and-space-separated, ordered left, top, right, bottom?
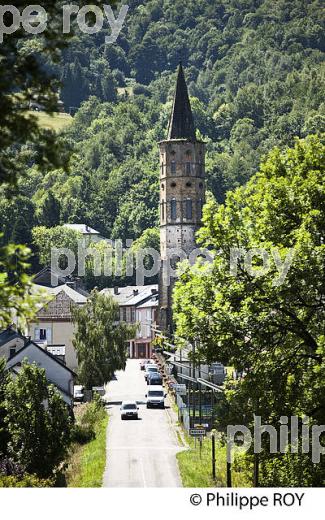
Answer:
167, 63, 196, 141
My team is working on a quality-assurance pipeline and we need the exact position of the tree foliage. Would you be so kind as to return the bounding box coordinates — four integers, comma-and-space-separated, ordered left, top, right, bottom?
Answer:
173, 135, 325, 485
72, 290, 136, 389
4, 362, 72, 478
0, 241, 40, 329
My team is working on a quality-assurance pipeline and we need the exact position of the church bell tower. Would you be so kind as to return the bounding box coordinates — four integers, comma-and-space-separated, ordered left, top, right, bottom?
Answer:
158, 64, 206, 332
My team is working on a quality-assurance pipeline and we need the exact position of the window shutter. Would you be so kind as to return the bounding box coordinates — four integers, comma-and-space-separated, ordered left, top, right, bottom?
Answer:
46, 328, 52, 343
34, 328, 40, 341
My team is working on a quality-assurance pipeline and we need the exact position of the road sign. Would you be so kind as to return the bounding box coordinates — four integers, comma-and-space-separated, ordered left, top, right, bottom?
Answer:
174, 384, 187, 395
194, 423, 209, 429
190, 428, 206, 437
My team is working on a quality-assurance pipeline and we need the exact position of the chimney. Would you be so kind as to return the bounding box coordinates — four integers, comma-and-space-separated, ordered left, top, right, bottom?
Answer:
151, 288, 158, 295
114, 287, 119, 295
133, 289, 139, 296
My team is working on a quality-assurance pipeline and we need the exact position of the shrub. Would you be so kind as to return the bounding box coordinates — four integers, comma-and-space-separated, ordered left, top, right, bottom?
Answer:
0, 457, 24, 478
80, 394, 106, 432
0, 474, 53, 487
71, 424, 95, 445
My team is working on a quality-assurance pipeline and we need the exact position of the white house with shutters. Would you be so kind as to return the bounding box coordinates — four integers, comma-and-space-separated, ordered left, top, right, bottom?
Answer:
0, 328, 76, 406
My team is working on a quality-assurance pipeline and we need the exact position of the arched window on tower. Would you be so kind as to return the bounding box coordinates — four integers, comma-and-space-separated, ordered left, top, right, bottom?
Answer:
186, 162, 191, 175
185, 199, 192, 220
171, 199, 177, 220
161, 201, 165, 221
171, 161, 176, 175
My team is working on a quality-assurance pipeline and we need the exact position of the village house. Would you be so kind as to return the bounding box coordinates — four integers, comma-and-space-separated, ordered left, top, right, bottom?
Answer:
101, 285, 158, 359
29, 282, 88, 371
63, 223, 104, 244
0, 328, 75, 406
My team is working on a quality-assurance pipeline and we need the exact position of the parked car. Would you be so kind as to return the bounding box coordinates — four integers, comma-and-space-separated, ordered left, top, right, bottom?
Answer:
73, 385, 84, 403
120, 401, 139, 420
144, 364, 158, 381
145, 386, 166, 409
147, 372, 163, 386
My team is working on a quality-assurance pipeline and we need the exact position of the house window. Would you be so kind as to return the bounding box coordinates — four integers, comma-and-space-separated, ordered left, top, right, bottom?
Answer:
186, 162, 191, 175
171, 161, 176, 174
122, 308, 127, 322
9, 348, 16, 359
186, 199, 192, 220
131, 307, 136, 322
171, 199, 177, 220
34, 328, 51, 342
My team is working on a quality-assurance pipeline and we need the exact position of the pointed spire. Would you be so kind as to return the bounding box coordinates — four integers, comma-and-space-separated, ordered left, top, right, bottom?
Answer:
167, 63, 196, 141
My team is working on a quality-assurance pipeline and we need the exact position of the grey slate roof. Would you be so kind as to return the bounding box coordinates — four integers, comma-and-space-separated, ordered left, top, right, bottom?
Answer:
33, 283, 88, 304
100, 285, 158, 307
0, 327, 27, 348
32, 267, 66, 288
7, 338, 77, 376
137, 296, 159, 309
167, 63, 196, 141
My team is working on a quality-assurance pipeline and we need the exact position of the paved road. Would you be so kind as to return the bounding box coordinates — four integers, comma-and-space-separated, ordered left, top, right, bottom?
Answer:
103, 359, 182, 487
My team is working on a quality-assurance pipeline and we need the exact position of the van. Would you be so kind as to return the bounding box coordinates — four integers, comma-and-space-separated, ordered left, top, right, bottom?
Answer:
145, 385, 166, 409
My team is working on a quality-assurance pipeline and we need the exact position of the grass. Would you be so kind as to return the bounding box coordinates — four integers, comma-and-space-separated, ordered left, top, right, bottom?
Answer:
66, 403, 108, 488
177, 433, 252, 488
26, 111, 73, 132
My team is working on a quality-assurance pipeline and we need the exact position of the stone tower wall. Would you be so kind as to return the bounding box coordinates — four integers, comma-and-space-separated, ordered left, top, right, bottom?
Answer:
158, 139, 206, 331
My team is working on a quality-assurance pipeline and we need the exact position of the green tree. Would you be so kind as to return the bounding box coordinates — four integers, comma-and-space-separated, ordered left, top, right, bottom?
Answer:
72, 290, 136, 389
32, 225, 81, 269
0, 242, 40, 329
0, 194, 36, 248
0, 358, 9, 455
5, 362, 72, 479
38, 191, 61, 228
173, 135, 325, 486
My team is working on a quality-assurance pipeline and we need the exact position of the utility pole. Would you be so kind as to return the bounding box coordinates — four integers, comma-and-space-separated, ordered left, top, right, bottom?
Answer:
254, 453, 259, 486
198, 346, 202, 425
227, 460, 232, 487
192, 341, 196, 425
211, 430, 216, 481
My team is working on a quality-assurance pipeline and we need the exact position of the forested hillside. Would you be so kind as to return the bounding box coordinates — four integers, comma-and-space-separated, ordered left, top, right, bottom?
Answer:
1, 0, 324, 277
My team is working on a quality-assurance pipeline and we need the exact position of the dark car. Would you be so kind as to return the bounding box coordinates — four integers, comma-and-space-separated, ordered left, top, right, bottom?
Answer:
147, 372, 163, 386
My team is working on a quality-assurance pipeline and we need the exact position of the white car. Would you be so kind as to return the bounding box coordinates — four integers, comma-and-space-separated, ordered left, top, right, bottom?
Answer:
73, 385, 84, 403
145, 386, 166, 409
120, 401, 139, 420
